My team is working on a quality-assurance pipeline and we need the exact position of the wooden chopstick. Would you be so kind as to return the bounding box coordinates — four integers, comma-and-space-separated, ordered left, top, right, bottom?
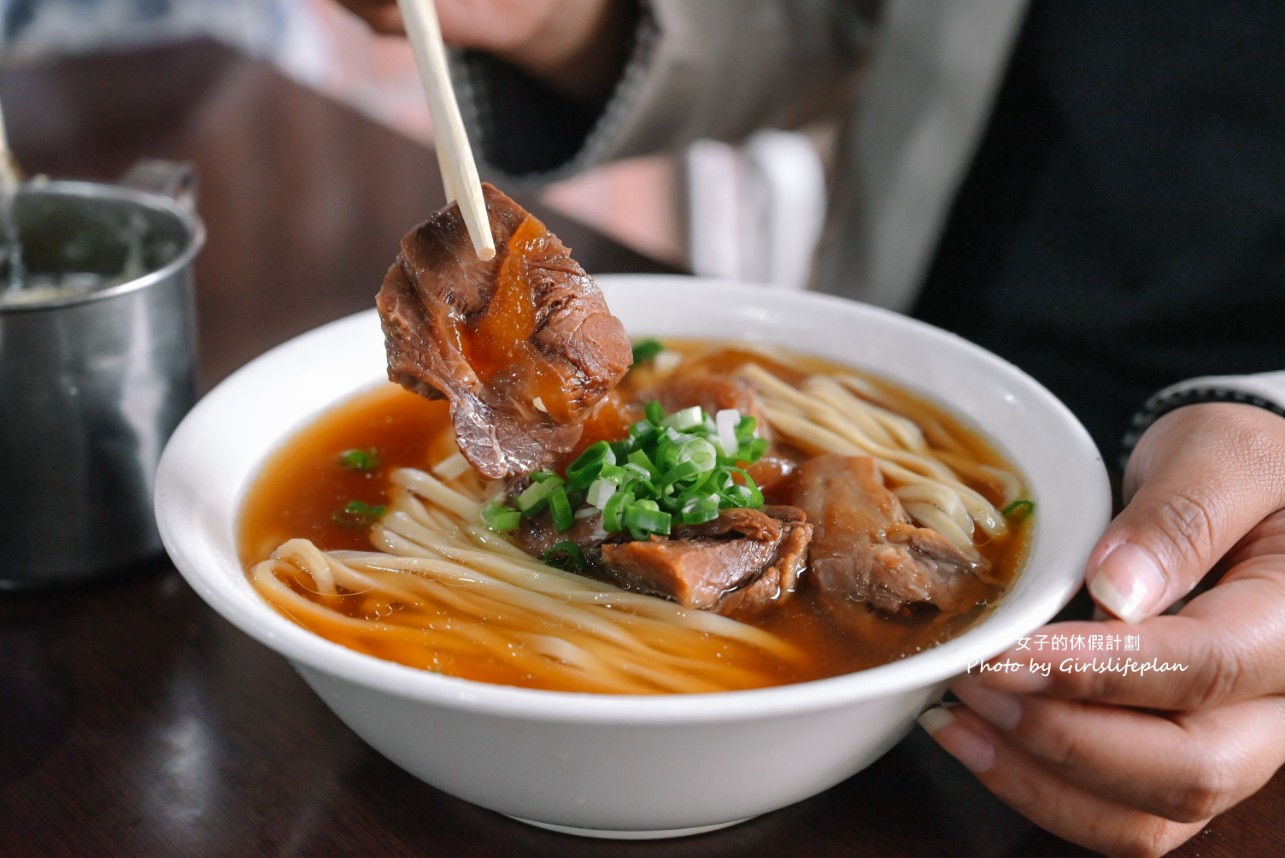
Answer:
0, 97, 23, 183
396, 0, 496, 261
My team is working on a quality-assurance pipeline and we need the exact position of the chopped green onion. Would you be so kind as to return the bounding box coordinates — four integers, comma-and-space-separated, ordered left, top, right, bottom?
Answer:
726, 468, 764, 506
565, 441, 615, 490
739, 436, 769, 463
675, 437, 718, 473
622, 462, 652, 484
680, 494, 720, 525
714, 409, 740, 456
548, 484, 574, 531
676, 466, 721, 502
480, 400, 768, 540
586, 477, 618, 509
598, 462, 633, 485
602, 489, 634, 533
626, 448, 657, 478
627, 477, 659, 501
624, 499, 671, 538
661, 405, 703, 431
333, 499, 386, 527
658, 460, 702, 494
514, 474, 563, 514
482, 500, 522, 532
338, 448, 381, 472
630, 339, 665, 366
542, 540, 587, 572
1002, 499, 1035, 520
652, 428, 686, 473
626, 422, 653, 445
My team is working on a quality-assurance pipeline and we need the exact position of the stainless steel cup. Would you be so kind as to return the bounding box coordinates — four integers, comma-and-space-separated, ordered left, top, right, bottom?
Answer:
0, 165, 204, 588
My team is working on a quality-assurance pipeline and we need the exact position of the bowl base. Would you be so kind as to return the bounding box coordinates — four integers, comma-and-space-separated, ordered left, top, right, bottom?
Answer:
508, 815, 752, 840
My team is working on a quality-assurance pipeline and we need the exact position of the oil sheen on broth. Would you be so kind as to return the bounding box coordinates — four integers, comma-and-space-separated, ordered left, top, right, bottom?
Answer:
240, 341, 1031, 692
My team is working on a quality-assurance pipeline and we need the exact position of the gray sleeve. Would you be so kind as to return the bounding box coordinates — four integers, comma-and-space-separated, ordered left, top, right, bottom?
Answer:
453, 0, 880, 185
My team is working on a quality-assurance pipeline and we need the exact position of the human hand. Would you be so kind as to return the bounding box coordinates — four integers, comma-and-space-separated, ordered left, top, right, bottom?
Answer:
332, 0, 628, 104
920, 402, 1285, 857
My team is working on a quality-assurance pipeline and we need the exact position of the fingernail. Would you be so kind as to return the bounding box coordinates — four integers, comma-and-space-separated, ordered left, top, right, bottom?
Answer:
951, 677, 1022, 729
1088, 542, 1166, 623
918, 705, 995, 772
918, 704, 956, 736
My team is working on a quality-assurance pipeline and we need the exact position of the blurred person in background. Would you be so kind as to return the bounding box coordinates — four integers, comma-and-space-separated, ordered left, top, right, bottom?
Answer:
0, 0, 303, 62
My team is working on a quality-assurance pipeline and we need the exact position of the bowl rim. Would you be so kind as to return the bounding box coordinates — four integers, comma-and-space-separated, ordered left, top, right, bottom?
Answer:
156, 273, 1111, 724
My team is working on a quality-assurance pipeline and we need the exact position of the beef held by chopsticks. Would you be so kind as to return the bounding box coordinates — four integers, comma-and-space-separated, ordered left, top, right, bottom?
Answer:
377, 183, 632, 479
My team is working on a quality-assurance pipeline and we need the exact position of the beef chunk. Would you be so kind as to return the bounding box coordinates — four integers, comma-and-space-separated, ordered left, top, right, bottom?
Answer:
781, 454, 989, 617
513, 508, 604, 561
377, 183, 631, 479
743, 455, 797, 494
671, 505, 785, 542
649, 373, 761, 420
598, 506, 812, 616
600, 535, 777, 609
713, 513, 812, 618
511, 504, 620, 570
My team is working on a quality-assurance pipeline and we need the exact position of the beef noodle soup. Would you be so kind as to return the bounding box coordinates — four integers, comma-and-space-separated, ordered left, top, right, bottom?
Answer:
240, 340, 1032, 695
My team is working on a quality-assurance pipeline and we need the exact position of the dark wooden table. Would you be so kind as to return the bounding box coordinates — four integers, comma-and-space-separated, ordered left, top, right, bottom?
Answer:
0, 40, 1279, 858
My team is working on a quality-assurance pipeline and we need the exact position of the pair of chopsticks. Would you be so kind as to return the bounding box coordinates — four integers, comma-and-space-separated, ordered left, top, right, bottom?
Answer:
396, 0, 495, 261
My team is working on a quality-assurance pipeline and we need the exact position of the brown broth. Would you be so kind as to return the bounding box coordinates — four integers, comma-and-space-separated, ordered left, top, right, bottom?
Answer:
239, 343, 1032, 691
238, 386, 455, 564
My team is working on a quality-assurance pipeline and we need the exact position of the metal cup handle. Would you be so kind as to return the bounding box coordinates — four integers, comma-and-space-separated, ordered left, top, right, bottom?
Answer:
117, 159, 199, 210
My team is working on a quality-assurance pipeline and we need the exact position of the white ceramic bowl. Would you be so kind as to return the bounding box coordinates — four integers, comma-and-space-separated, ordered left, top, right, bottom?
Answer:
156, 275, 1110, 839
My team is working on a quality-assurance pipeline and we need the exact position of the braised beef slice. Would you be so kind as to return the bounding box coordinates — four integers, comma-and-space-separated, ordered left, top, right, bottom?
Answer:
781, 454, 989, 617
377, 183, 631, 479
600, 536, 775, 609
649, 373, 761, 420
597, 506, 811, 616
671, 505, 784, 542
714, 516, 812, 618
743, 455, 797, 494
512, 506, 618, 569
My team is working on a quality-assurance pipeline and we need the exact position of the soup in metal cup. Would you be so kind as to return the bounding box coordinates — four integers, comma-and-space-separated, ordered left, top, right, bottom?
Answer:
0, 170, 204, 588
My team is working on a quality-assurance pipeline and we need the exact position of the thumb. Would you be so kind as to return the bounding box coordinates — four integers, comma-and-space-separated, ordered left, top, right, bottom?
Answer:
1086, 403, 1285, 623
